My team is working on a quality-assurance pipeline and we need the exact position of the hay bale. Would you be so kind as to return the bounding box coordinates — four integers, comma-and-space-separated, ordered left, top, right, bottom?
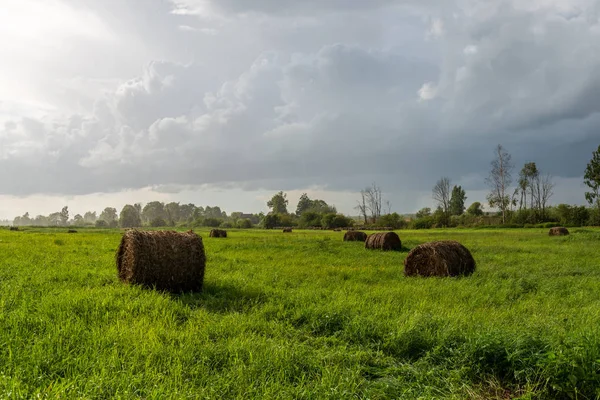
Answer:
209, 229, 227, 238
549, 227, 569, 236
343, 231, 368, 242
9, 226, 18, 231
283, 227, 293, 233
404, 240, 475, 277
365, 232, 402, 251
68, 229, 77, 233
116, 230, 206, 292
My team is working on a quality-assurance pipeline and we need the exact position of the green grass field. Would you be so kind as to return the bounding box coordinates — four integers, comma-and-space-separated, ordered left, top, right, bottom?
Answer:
0, 228, 599, 399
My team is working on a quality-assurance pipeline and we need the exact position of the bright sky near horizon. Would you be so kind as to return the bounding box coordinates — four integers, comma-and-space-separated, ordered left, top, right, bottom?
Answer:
0, 0, 598, 219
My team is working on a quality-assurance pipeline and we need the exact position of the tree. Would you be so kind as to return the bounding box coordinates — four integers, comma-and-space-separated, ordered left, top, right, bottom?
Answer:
449, 185, 467, 216
179, 204, 197, 222
467, 202, 484, 216
262, 214, 280, 229
355, 190, 368, 224
142, 201, 166, 224
83, 211, 97, 224
165, 202, 180, 225
296, 193, 312, 215
364, 182, 383, 223
486, 144, 513, 224
415, 207, 431, 219
534, 173, 554, 220
584, 145, 600, 212
267, 191, 288, 214
59, 206, 69, 226
119, 204, 142, 228
73, 214, 84, 225
432, 177, 451, 215
99, 207, 118, 226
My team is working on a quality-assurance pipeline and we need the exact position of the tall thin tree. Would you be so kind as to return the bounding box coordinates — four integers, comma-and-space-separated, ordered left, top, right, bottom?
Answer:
485, 144, 513, 224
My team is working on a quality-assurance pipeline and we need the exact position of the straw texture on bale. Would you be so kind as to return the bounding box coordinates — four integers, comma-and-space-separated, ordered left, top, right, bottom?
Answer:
209, 229, 227, 238
116, 230, 206, 292
9, 226, 18, 231
344, 231, 368, 242
365, 232, 402, 251
404, 240, 475, 277
283, 227, 293, 233
549, 227, 569, 236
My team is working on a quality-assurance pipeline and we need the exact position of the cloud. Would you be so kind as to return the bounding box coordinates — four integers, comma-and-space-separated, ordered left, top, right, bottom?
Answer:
0, 0, 598, 214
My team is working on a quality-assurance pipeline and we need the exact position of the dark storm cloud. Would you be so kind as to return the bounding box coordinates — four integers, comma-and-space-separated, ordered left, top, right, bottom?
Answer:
1, 0, 599, 203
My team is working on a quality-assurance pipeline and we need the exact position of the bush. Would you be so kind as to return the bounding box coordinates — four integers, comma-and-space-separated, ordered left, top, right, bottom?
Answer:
321, 213, 353, 229
220, 221, 234, 229
262, 214, 280, 229
236, 219, 253, 229
203, 218, 222, 228
150, 217, 167, 227
95, 220, 108, 228
412, 217, 434, 230
378, 213, 407, 229
298, 211, 322, 228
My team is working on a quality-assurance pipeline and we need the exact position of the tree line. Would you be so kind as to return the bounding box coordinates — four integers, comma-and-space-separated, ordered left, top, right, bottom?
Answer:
9, 144, 600, 230
12, 202, 262, 229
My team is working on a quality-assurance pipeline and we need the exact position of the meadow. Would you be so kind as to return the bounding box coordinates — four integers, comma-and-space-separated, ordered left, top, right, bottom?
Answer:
0, 227, 599, 399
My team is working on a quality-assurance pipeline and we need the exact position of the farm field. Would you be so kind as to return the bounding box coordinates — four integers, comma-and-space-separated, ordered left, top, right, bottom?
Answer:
0, 228, 599, 399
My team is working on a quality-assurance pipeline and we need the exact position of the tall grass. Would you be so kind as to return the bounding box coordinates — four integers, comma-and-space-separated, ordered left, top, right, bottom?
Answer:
0, 228, 599, 399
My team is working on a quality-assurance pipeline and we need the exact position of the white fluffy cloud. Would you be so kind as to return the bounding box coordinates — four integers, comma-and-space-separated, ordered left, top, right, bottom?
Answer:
0, 0, 599, 214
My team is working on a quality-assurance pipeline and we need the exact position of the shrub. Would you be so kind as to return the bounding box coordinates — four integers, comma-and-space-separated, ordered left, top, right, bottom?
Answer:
95, 220, 108, 228
150, 217, 167, 227
412, 217, 434, 230
237, 219, 253, 229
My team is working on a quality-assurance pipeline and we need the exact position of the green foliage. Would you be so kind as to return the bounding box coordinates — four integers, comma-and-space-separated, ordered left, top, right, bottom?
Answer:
119, 205, 142, 228
220, 221, 234, 229
432, 207, 451, 227
467, 202, 484, 216
321, 213, 353, 229
584, 144, 600, 210
449, 186, 466, 216
295, 193, 312, 216
267, 191, 288, 214
150, 217, 167, 227
415, 207, 431, 219
412, 217, 434, 229
99, 207, 118, 225
94, 220, 108, 228
236, 219, 253, 229
378, 213, 407, 229
261, 214, 280, 229
298, 211, 322, 228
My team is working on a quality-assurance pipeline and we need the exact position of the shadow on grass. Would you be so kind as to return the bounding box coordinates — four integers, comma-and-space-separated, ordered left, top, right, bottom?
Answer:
171, 281, 267, 314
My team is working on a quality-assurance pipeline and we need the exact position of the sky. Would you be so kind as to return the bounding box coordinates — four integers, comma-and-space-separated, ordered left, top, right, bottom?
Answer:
0, 0, 599, 220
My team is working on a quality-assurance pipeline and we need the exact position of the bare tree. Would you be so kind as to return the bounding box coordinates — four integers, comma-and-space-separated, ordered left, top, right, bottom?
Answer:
355, 190, 368, 224
432, 177, 451, 214
485, 144, 513, 224
385, 200, 392, 215
531, 173, 554, 220
364, 182, 383, 223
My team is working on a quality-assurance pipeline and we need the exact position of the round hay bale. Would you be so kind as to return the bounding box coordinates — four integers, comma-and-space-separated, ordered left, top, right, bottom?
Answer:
365, 232, 401, 251
116, 230, 206, 292
9, 226, 19, 231
404, 240, 475, 277
68, 229, 77, 233
283, 227, 293, 233
343, 231, 367, 242
209, 229, 227, 238
549, 227, 569, 236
